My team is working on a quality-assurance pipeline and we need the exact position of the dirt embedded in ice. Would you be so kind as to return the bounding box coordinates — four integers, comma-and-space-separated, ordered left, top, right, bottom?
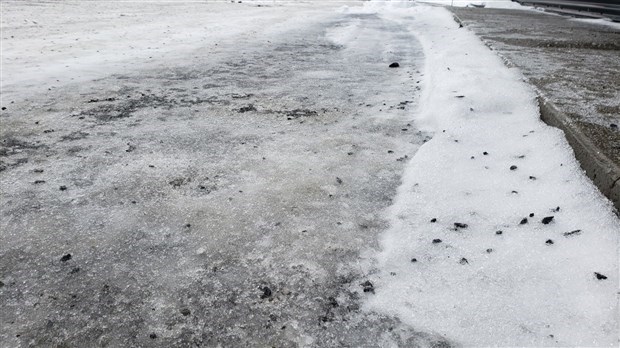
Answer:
0, 2, 452, 347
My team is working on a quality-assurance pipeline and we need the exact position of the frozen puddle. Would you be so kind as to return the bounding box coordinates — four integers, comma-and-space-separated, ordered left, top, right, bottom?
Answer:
359, 2, 619, 347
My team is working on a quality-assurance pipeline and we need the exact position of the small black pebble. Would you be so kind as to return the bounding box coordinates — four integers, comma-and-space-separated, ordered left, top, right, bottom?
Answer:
261, 286, 272, 299
459, 258, 469, 265
361, 280, 374, 293
336, 177, 343, 184
149, 333, 157, 339
432, 238, 442, 244
389, 62, 400, 68
411, 258, 417, 263
520, 218, 528, 225
387, 150, 394, 153
486, 248, 493, 253
529, 176, 536, 180
59, 185, 67, 191
185, 224, 191, 228
495, 230, 503, 235
541, 216, 554, 224
529, 213, 534, 218
545, 239, 554, 245
510, 165, 518, 171
552, 206, 560, 212
594, 272, 607, 280
483, 151, 488, 155
1, 107, 6, 111
60, 254, 72, 262
34, 180, 46, 184
430, 218, 437, 223
563, 229, 581, 237
454, 222, 468, 229
610, 124, 618, 129
180, 308, 191, 316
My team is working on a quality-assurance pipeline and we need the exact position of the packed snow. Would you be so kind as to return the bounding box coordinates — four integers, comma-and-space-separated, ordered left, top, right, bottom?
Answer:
336, 1, 619, 346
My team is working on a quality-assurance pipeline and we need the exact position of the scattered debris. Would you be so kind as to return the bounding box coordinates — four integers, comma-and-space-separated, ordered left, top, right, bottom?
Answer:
594, 272, 607, 280
541, 216, 554, 224
361, 280, 375, 293
563, 229, 582, 237
260, 286, 272, 299
454, 222, 468, 229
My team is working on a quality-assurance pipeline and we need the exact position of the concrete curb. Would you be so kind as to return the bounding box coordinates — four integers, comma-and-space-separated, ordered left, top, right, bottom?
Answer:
451, 11, 620, 213
537, 97, 620, 212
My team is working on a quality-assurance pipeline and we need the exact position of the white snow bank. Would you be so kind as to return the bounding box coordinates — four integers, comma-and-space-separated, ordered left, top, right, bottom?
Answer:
418, 0, 526, 9
358, 2, 619, 347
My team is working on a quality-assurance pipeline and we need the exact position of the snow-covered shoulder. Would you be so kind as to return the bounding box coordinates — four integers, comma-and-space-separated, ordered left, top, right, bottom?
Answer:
418, 0, 526, 9
361, 2, 619, 347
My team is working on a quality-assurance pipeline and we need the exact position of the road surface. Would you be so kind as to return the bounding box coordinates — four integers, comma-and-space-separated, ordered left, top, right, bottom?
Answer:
0, 2, 447, 347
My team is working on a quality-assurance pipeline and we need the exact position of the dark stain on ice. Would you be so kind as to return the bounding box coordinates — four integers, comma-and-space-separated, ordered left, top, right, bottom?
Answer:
237, 104, 256, 113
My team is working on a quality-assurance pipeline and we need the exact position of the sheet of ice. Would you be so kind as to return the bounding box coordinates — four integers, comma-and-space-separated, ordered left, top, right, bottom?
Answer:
350, 1, 620, 346
0, 0, 342, 102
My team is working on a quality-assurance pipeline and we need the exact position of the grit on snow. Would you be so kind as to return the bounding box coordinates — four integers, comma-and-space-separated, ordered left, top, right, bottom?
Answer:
1, 0, 618, 347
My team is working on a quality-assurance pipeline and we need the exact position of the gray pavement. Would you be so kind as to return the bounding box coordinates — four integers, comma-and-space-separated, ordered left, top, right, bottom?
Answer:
450, 7, 620, 209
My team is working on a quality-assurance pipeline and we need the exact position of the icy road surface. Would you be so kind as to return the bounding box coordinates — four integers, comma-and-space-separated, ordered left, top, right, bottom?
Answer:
0, 1, 446, 347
